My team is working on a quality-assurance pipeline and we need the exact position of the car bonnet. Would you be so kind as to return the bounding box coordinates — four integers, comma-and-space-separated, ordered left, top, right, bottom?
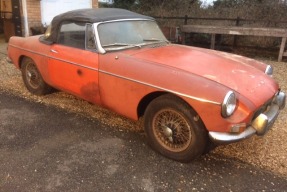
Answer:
129, 44, 279, 107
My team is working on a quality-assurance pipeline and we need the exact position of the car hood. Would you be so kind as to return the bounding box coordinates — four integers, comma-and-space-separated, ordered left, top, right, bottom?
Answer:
129, 44, 278, 106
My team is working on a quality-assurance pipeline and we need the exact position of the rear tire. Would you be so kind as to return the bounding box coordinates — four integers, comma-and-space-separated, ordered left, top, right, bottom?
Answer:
144, 94, 208, 162
21, 57, 53, 95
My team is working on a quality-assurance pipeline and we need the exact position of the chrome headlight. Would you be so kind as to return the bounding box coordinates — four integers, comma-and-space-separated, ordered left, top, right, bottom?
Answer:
265, 65, 273, 77
222, 91, 236, 118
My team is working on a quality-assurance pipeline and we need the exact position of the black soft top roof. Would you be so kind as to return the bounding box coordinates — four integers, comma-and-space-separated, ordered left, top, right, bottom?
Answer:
44, 8, 154, 43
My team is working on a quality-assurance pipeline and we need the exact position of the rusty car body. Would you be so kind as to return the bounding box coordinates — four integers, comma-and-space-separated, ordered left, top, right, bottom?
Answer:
7, 8, 286, 162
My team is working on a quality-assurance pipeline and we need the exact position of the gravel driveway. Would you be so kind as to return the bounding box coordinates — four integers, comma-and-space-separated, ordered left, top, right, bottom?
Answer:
0, 49, 286, 177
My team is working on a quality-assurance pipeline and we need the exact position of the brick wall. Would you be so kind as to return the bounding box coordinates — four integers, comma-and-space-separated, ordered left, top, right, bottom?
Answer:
92, 0, 99, 8
26, 0, 41, 31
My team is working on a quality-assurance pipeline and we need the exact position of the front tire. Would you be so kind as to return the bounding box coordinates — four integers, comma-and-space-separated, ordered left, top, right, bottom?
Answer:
144, 94, 208, 162
21, 57, 52, 95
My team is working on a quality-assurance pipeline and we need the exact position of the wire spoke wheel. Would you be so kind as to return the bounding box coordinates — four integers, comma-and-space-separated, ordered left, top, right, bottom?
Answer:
25, 62, 41, 89
144, 94, 208, 162
153, 109, 192, 152
21, 57, 53, 95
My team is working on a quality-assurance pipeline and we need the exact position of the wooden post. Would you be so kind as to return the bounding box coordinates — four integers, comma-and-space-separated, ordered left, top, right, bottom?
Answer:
182, 32, 186, 45
184, 15, 188, 25
278, 37, 287, 62
211, 34, 216, 49
232, 17, 240, 48
182, 15, 188, 45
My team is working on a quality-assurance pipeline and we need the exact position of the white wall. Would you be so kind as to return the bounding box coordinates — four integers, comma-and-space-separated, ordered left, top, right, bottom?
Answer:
98, 0, 113, 4
41, 0, 92, 26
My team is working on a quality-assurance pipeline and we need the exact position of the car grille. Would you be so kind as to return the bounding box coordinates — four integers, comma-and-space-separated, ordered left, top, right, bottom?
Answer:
251, 97, 274, 121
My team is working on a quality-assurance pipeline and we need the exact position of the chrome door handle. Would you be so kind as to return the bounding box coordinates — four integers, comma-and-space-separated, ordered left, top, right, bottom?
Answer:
50, 49, 58, 53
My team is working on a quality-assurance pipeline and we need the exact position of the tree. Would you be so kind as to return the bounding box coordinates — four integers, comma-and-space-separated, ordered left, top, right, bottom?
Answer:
212, 0, 286, 8
113, 0, 136, 9
210, 0, 287, 25
100, 0, 202, 16
213, 0, 263, 8
135, 0, 202, 16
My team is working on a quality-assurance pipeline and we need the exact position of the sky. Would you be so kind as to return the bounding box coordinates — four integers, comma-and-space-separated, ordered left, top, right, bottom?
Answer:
200, 0, 216, 7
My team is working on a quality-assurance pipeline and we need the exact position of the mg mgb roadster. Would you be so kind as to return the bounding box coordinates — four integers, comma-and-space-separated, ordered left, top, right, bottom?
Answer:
7, 8, 286, 162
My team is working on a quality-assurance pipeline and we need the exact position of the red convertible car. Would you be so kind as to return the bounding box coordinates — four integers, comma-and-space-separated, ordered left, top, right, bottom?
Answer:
8, 8, 285, 162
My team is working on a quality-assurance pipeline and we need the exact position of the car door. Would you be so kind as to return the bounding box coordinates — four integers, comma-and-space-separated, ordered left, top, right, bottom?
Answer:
48, 22, 100, 104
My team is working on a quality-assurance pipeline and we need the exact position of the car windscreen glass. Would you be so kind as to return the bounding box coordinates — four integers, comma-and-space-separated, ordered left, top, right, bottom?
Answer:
98, 20, 168, 50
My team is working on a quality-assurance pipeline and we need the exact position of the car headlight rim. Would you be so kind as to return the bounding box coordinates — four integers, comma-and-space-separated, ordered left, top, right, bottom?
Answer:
222, 91, 236, 118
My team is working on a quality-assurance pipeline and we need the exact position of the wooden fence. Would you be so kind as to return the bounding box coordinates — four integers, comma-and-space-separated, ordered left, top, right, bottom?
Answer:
154, 16, 287, 61
153, 15, 287, 27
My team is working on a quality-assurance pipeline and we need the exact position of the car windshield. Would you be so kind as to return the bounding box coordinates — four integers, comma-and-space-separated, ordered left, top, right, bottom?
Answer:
98, 20, 168, 51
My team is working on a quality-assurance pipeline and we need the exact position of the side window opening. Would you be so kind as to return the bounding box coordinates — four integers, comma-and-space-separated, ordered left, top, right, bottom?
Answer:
86, 24, 97, 50
57, 21, 86, 49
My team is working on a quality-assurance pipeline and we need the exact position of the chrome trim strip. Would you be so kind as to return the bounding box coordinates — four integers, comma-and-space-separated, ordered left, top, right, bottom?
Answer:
10, 44, 47, 57
49, 56, 99, 71
10, 44, 221, 105
10, 44, 99, 71
98, 18, 154, 24
93, 23, 106, 54
99, 69, 221, 105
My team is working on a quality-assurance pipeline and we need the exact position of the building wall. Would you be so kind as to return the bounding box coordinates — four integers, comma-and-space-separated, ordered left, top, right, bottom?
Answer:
0, 0, 13, 18
26, 0, 41, 30
92, 0, 99, 8
25, 0, 98, 35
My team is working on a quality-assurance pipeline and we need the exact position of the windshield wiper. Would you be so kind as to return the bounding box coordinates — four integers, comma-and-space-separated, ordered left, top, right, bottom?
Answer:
142, 39, 170, 46
102, 43, 141, 48
102, 43, 129, 47
143, 38, 162, 42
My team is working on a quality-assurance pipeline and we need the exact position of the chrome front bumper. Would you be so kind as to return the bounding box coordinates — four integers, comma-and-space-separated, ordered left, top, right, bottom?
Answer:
209, 91, 286, 144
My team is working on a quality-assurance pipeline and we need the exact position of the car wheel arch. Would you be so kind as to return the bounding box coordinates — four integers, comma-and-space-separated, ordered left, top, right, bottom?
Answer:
137, 91, 167, 119
19, 55, 29, 69
137, 92, 205, 123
